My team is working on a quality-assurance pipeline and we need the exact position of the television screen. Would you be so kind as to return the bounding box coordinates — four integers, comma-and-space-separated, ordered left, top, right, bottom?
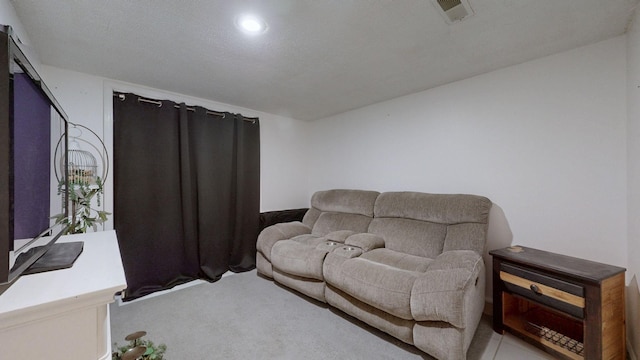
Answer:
13, 72, 53, 242
0, 25, 69, 293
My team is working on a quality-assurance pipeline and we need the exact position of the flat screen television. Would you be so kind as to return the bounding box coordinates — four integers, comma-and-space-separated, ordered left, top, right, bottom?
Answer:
0, 25, 70, 294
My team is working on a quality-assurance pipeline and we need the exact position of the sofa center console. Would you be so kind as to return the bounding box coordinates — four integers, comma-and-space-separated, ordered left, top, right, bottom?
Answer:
0, 230, 126, 360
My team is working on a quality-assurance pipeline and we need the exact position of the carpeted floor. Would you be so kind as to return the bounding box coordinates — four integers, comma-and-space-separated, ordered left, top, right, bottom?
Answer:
110, 270, 495, 359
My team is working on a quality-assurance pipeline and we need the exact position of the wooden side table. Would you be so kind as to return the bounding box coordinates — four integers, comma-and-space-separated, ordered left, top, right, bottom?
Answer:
490, 246, 626, 360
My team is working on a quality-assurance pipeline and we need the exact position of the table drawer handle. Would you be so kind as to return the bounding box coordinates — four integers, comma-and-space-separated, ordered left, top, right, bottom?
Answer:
530, 284, 542, 295
500, 271, 585, 308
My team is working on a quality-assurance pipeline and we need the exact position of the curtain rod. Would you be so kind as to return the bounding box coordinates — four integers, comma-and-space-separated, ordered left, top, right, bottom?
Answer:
113, 93, 258, 123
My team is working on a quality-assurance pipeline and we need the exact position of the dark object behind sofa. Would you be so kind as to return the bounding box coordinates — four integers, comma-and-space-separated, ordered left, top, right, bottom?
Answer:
259, 208, 308, 232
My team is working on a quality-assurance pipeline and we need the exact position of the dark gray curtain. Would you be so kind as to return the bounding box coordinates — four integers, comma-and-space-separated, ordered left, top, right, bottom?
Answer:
113, 92, 260, 300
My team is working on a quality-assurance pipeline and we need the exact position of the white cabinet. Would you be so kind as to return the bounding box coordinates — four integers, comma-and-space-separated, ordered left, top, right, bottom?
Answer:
0, 230, 127, 359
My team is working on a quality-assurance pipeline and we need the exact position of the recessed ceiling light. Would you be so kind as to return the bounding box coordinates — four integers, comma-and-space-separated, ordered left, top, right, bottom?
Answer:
235, 14, 268, 35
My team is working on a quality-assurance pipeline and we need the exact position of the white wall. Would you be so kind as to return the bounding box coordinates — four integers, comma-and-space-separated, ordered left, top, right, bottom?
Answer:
0, 0, 37, 66
309, 36, 629, 302
39, 66, 312, 230
627, 7, 640, 360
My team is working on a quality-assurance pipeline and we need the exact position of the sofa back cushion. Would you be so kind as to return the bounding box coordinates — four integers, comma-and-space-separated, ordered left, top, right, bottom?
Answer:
369, 192, 491, 257
302, 189, 380, 236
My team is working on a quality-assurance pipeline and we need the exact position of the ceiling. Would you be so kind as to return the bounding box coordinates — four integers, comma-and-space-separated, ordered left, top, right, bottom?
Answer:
10, 0, 640, 121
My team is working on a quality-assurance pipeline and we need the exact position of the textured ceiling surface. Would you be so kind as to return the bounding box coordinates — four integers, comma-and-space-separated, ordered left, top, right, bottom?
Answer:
10, 0, 639, 121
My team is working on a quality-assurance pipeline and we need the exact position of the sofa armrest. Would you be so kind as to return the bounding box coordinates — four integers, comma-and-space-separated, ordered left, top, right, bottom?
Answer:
427, 250, 483, 272
345, 233, 385, 252
256, 221, 311, 261
410, 250, 485, 328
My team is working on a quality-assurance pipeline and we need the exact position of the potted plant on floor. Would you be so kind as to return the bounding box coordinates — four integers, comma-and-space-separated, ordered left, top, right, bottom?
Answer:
112, 331, 167, 360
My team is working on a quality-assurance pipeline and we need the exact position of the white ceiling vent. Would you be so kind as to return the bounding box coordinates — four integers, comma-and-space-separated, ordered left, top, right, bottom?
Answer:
431, 0, 474, 24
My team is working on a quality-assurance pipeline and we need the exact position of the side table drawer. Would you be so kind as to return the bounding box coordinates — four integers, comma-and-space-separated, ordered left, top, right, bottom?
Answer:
500, 263, 585, 318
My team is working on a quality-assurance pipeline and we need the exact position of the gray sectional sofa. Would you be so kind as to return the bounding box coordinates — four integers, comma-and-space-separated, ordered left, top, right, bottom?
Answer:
256, 189, 492, 359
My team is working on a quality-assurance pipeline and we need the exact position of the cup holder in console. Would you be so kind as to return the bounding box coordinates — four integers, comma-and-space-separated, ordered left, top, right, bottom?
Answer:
333, 245, 363, 259
316, 240, 343, 251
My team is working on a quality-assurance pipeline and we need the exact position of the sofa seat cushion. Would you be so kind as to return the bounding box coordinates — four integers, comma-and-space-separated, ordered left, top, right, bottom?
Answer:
361, 249, 433, 273
271, 234, 336, 280
324, 249, 433, 320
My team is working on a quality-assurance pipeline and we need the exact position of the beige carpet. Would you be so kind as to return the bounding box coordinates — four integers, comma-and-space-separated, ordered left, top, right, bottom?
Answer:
110, 270, 494, 359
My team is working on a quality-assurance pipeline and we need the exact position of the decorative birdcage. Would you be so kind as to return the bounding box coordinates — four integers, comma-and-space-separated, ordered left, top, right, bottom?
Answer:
53, 124, 110, 233
55, 125, 109, 186
68, 139, 98, 186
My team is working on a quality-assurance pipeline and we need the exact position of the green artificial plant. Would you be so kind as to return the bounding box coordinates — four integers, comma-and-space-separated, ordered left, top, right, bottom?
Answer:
53, 176, 111, 234
112, 331, 167, 360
